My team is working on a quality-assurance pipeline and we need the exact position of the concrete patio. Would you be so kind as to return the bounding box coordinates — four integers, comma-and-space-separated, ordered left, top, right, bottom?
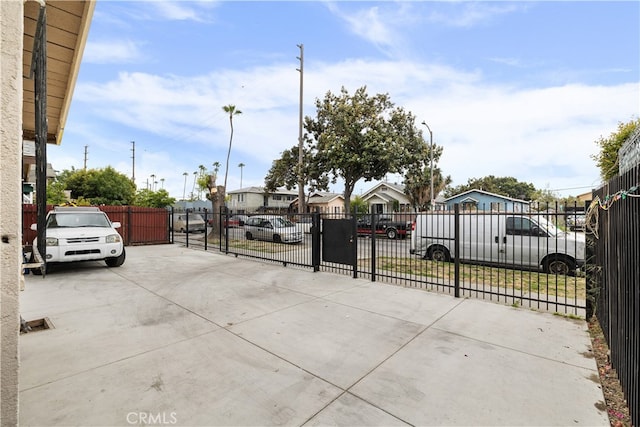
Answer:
19, 244, 608, 426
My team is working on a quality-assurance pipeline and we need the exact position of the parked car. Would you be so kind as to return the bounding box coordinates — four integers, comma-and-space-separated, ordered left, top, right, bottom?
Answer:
244, 215, 303, 243
172, 213, 206, 233
411, 213, 585, 275
30, 206, 125, 274
207, 214, 248, 228
356, 214, 411, 239
227, 214, 248, 228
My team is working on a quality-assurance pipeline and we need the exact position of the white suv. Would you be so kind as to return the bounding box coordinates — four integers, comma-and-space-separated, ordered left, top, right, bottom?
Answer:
31, 207, 125, 273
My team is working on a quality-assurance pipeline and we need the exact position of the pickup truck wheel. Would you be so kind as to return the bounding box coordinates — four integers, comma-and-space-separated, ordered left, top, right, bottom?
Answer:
105, 248, 126, 267
386, 228, 398, 239
543, 256, 574, 276
429, 246, 451, 262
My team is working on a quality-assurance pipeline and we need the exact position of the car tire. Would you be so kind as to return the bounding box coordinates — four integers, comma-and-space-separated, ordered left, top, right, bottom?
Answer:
543, 256, 574, 276
273, 234, 282, 243
428, 245, 451, 262
105, 248, 126, 267
386, 228, 398, 239
246, 231, 254, 240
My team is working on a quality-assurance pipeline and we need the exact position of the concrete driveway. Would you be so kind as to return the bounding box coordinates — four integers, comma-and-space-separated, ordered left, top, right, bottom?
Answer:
19, 244, 608, 426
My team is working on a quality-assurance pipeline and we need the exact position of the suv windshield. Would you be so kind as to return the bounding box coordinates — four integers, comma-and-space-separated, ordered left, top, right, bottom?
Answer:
47, 212, 111, 228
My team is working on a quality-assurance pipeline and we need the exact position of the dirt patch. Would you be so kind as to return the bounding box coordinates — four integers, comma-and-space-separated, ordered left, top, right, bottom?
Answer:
588, 316, 632, 427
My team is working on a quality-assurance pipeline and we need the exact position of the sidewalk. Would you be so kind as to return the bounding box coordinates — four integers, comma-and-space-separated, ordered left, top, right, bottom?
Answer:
19, 244, 608, 426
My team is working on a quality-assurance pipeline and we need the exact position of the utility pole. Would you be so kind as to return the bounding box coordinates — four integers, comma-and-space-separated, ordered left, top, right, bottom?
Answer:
131, 141, 136, 186
296, 44, 305, 214
83, 145, 88, 170
421, 121, 435, 211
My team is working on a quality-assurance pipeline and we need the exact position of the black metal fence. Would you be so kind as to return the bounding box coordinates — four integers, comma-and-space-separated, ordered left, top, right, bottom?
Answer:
592, 163, 639, 427
171, 205, 588, 316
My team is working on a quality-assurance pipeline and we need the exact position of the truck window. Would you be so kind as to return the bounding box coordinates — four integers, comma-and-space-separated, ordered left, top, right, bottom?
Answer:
506, 217, 545, 237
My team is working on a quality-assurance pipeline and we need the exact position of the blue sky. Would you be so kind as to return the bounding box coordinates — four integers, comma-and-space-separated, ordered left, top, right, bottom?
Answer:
53, 0, 640, 200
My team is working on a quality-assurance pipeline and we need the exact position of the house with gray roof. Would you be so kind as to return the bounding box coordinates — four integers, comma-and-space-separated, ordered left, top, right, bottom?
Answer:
291, 192, 345, 213
360, 181, 412, 213
444, 189, 530, 212
227, 186, 298, 213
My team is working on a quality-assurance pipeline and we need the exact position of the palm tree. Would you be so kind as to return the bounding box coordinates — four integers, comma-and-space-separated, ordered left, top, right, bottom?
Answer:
238, 162, 245, 188
222, 104, 242, 201
192, 171, 198, 200
198, 164, 206, 199
160, 178, 165, 189
182, 172, 188, 200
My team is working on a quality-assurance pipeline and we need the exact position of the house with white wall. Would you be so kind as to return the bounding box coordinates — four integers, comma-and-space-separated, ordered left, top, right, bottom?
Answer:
291, 192, 345, 214
227, 186, 298, 213
360, 181, 412, 213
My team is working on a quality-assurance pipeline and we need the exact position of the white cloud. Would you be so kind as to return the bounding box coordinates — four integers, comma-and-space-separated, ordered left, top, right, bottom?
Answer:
428, 2, 528, 28
83, 40, 144, 64
150, 1, 211, 22
66, 57, 639, 199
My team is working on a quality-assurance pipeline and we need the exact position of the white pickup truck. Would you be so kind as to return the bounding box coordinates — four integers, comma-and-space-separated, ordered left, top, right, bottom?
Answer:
410, 213, 585, 275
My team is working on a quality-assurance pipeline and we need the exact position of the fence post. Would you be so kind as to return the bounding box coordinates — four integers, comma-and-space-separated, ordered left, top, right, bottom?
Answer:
224, 206, 229, 254
352, 214, 358, 279
170, 207, 174, 243
371, 213, 377, 282
454, 203, 460, 298
126, 206, 132, 246
203, 208, 208, 251
186, 209, 191, 248
311, 211, 320, 272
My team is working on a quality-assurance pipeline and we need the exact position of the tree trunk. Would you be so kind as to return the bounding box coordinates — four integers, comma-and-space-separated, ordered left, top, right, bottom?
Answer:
207, 184, 225, 242
343, 184, 353, 214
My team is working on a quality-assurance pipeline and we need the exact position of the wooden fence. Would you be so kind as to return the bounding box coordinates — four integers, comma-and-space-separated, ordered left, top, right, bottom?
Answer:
22, 204, 170, 246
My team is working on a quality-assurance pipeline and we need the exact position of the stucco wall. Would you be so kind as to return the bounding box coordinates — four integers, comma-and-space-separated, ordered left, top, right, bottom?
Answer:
0, 0, 23, 424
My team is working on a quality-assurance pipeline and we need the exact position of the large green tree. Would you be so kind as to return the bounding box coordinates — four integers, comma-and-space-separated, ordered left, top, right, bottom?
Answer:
264, 144, 330, 208
592, 118, 639, 180
403, 142, 451, 211
305, 86, 425, 213
60, 166, 136, 205
133, 188, 175, 208
444, 176, 537, 200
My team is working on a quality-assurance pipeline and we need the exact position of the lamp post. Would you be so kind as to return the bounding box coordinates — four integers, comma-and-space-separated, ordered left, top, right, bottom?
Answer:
421, 121, 434, 210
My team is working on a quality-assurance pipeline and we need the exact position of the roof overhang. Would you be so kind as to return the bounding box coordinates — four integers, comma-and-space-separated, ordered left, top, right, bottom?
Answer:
23, 0, 95, 146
